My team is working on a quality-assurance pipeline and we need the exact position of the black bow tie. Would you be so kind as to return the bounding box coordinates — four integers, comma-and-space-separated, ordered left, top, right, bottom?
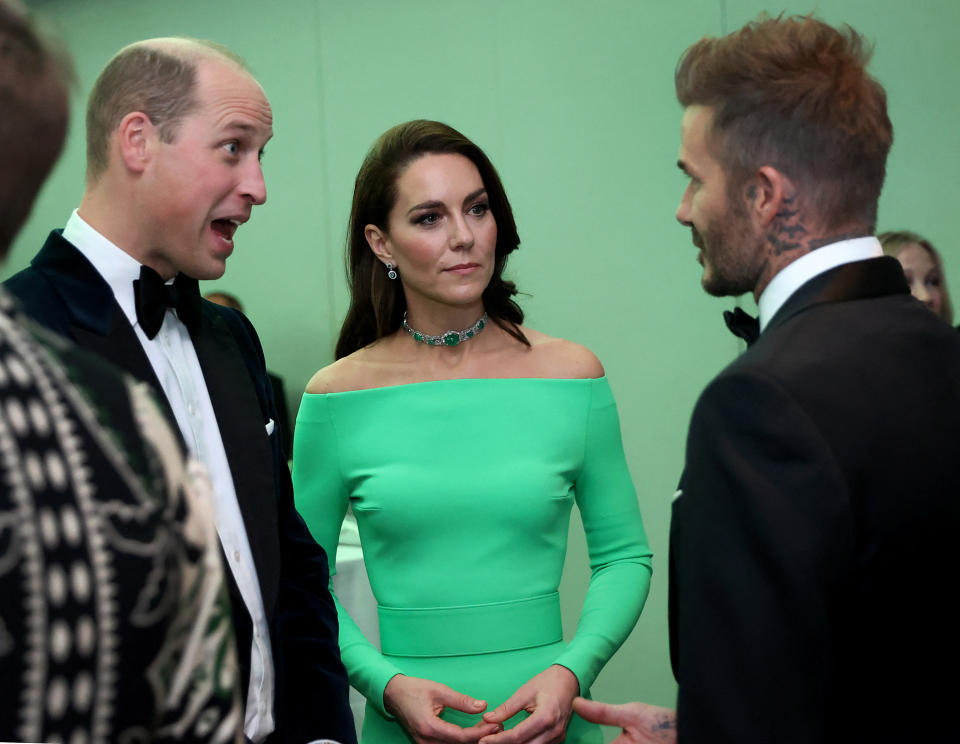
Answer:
723, 306, 760, 346
133, 265, 201, 339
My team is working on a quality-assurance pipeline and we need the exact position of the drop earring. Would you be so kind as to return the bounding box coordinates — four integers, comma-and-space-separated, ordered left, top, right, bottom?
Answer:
386, 262, 398, 280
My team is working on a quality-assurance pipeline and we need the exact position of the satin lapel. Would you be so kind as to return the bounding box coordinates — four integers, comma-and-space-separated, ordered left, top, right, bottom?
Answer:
34, 233, 179, 432
764, 257, 909, 337
192, 307, 279, 609
70, 307, 159, 388
70, 309, 181, 435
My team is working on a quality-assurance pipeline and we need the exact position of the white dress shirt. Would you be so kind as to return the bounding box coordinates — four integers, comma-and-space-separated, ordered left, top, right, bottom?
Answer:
757, 236, 883, 331
63, 210, 276, 743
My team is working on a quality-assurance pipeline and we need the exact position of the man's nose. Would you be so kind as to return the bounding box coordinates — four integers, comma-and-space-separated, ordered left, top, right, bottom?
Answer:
676, 184, 693, 226
242, 161, 267, 206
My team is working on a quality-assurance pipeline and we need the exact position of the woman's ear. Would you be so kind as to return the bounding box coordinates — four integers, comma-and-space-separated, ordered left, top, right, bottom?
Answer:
116, 111, 154, 174
364, 224, 394, 265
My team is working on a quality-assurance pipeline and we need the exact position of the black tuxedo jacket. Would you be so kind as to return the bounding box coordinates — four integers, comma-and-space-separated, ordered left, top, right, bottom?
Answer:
671, 257, 960, 743
5, 231, 356, 744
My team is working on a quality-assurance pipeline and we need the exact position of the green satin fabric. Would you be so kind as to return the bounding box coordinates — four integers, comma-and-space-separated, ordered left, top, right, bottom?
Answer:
294, 377, 652, 743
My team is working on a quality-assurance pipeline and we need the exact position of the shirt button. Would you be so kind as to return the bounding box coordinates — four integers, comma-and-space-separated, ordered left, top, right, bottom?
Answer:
233, 550, 240, 562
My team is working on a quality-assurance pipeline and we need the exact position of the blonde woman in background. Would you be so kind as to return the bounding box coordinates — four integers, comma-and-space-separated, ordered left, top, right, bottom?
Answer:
879, 230, 954, 324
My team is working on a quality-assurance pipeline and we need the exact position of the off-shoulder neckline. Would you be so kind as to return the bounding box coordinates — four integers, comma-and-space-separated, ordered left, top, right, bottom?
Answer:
304, 375, 609, 398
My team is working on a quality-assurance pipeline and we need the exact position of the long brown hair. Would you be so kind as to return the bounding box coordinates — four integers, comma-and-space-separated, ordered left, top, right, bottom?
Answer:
335, 120, 527, 359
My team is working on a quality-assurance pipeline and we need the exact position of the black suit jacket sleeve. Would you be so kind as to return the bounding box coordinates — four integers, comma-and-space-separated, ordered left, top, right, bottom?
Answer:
671, 370, 853, 744
275, 476, 357, 744
214, 307, 356, 744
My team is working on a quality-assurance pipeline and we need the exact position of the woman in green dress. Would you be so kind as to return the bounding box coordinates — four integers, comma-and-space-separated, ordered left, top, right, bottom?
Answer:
293, 120, 652, 744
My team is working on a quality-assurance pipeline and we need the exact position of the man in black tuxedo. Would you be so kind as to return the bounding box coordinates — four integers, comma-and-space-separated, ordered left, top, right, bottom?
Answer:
1, 6, 241, 741
575, 14, 960, 744
5, 37, 355, 744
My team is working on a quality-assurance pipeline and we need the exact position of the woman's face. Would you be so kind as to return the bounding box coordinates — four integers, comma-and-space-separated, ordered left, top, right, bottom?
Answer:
896, 242, 944, 318
369, 153, 497, 313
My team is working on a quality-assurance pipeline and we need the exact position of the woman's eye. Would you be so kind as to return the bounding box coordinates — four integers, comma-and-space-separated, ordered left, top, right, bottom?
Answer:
468, 202, 490, 216
415, 213, 439, 226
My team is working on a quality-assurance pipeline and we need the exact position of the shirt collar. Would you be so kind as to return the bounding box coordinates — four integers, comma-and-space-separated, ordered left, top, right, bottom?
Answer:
63, 209, 156, 327
757, 236, 883, 330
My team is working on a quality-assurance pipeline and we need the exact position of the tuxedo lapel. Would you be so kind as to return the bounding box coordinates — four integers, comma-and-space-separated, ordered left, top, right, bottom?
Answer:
29, 232, 178, 428
30, 231, 117, 334
764, 256, 909, 337
192, 306, 280, 612
71, 308, 158, 386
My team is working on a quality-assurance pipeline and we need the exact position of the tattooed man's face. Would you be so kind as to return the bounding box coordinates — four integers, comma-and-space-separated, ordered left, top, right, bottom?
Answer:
676, 105, 765, 298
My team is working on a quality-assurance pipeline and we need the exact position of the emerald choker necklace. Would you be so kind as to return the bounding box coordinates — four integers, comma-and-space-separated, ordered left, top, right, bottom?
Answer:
402, 311, 489, 347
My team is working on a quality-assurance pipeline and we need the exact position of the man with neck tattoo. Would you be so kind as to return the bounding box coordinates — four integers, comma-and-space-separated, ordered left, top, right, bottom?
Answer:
575, 14, 960, 744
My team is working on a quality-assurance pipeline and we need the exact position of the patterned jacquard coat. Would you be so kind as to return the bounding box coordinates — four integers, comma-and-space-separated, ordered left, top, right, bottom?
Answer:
0, 288, 242, 744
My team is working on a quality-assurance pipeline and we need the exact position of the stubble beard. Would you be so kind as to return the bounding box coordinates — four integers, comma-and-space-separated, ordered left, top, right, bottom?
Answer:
697, 210, 763, 299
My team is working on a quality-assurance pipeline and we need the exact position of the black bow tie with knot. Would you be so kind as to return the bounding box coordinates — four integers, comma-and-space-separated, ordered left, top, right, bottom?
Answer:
723, 306, 760, 346
133, 265, 201, 339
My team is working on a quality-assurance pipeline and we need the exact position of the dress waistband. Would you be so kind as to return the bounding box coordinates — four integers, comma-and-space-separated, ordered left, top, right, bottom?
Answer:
378, 592, 563, 657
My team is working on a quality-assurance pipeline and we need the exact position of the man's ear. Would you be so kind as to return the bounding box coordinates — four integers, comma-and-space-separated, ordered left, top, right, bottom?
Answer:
116, 111, 155, 174
364, 224, 394, 265
746, 165, 792, 228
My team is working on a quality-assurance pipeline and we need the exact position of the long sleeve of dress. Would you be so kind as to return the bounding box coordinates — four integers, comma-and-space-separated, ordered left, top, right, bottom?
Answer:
293, 395, 403, 716
551, 378, 653, 691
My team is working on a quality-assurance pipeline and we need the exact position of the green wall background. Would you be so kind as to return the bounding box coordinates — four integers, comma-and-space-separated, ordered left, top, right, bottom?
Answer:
11, 0, 959, 734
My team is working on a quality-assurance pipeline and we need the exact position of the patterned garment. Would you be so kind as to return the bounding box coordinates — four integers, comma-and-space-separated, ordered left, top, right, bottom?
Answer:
0, 288, 242, 744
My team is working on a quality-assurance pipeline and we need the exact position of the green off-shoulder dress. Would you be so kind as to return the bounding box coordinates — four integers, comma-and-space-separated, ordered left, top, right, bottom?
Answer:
293, 377, 652, 743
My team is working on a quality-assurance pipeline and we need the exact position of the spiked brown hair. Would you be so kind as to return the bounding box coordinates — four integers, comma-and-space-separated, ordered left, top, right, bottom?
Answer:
676, 14, 893, 231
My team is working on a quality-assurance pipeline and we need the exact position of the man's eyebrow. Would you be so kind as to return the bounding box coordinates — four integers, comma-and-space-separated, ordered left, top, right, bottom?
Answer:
221, 121, 259, 134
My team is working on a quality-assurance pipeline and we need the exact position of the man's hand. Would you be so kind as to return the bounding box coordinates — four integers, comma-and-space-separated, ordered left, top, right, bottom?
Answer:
477, 665, 579, 744
572, 697, 677, 744
383, 674, 503, 744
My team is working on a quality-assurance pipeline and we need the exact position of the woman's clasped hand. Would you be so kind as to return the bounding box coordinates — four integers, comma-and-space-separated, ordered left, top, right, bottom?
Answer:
384, 665, 580, 744
383, 674, 502, 744
478, 665, 580, 744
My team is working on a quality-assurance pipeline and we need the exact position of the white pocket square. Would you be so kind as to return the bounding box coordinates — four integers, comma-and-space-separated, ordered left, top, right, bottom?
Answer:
265, 418, 275, 436
672, 488, 683, 502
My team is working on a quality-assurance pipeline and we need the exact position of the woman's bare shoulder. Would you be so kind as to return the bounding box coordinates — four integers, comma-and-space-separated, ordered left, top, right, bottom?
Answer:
305, 336, 412, 394
305, 356, 355, 395
519, 328, 605, 379
304, 347, 380, 394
